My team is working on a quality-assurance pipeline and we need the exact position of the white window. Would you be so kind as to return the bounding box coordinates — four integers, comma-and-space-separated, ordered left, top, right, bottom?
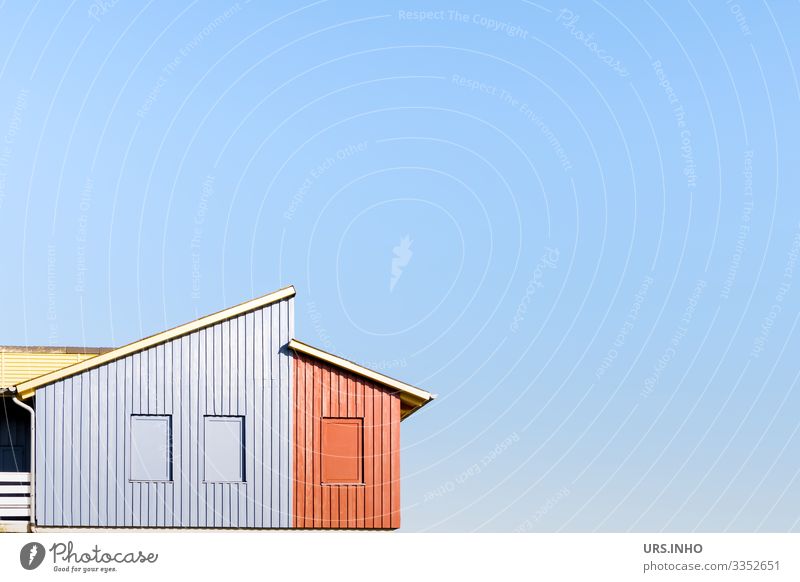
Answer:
130, 415, 172, 481
204, 416, 245, 482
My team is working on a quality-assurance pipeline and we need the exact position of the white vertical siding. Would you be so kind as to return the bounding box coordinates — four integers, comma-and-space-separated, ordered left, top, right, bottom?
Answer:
34, 297, 293, 528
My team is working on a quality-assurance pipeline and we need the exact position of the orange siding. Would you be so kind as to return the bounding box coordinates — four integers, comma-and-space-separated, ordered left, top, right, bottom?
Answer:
293, 351, 401, 529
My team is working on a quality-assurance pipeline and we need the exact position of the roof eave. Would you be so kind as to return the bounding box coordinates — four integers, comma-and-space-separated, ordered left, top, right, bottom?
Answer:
400, 392, 436, 420
288, 338, 435, 420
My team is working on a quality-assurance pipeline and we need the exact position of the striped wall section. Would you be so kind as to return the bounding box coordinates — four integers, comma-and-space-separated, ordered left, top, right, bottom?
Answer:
293, 350, 401, 529
34, 297, 293, 528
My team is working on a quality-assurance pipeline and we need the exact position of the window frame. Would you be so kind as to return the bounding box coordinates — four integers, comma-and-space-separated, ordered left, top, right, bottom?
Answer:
202, 415, 246, 483
129, 414, 173, 482
321, 417, 364, 485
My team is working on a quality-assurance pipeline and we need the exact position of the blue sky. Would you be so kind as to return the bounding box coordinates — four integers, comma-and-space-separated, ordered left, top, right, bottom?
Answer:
1, 1, 799, 531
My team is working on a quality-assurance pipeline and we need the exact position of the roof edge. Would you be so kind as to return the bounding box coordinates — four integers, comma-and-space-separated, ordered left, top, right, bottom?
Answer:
0, 346, 113, 354
288, 338, 434, 419
16, 285, 296, 398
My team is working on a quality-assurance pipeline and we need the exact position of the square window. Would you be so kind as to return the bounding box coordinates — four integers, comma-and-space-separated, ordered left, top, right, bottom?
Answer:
204, 416, 245, 482
130, 415, 172, 481
321, 418, 363, 484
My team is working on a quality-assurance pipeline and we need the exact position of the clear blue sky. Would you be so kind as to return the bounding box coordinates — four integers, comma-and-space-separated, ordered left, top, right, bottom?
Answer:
1, 1, 799, 532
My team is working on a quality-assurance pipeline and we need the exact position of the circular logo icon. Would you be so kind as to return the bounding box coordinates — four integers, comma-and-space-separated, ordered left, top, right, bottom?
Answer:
20, 542, 46, 570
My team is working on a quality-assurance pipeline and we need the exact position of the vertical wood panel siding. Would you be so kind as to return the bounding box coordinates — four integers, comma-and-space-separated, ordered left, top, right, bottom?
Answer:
293, 351, 401, 529
34, 297, 294, 528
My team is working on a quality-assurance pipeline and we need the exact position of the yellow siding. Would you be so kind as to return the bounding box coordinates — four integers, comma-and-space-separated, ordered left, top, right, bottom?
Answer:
0, 351, 101, 386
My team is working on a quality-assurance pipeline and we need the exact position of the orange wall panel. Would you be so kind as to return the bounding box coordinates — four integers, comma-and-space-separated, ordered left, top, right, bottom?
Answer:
293, 351, 401, 529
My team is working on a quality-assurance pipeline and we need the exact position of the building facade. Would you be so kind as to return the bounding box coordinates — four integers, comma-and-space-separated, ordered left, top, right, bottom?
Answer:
0, 286, 433, 531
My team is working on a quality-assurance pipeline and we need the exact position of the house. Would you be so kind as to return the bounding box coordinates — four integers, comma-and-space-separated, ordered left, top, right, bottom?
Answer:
0, 285, 434, 531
